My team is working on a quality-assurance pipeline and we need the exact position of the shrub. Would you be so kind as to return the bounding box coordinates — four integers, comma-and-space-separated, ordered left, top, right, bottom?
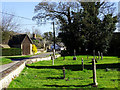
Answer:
1, 48, 22, 56
32, 44, 37, 54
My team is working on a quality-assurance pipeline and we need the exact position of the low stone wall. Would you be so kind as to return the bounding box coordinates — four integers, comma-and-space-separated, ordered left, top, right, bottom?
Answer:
0, 61, 26, 89
0, 55, 61, 89
26, 55, 61, 64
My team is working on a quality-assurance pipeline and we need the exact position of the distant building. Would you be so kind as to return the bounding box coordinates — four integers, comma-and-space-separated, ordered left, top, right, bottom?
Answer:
50, 42, 66, 51
0, 44, 10, 48
8, 34, 33, 55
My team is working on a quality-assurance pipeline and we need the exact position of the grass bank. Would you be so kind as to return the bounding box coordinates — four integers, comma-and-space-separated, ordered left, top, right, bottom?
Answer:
0, 53, 42, 65
0, 57, 13, 65
8, 55, 120, 88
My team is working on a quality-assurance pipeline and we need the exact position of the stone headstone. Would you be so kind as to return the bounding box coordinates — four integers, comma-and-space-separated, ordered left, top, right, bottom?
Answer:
98, 51, 100, 60
82, 58, 84, 70
73, 56, 77, 60
101, 52, 103, 60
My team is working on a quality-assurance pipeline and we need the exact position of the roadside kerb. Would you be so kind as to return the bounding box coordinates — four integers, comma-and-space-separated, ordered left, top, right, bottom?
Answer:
0, 55, 61, 89
0, 61, 26, 89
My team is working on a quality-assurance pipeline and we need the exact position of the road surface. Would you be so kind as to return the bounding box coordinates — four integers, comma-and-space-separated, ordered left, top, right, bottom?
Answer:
0, 52, 53, 73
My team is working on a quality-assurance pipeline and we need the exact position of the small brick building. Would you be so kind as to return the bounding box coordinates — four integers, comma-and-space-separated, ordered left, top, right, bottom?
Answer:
8, 34, 33, 55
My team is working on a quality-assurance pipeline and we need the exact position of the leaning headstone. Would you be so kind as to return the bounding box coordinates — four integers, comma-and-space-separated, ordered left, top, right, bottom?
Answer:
92, 58, 98, 86
63, 67, 65, 79
74, 49, 76, 56
82, 58, 84, 70
73, 49, 77, 60
98, 51, 100, 60
101, 52, 103, 60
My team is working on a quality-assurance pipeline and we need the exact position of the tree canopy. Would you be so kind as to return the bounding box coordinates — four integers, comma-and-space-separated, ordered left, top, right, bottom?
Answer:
33, 1, 118, 55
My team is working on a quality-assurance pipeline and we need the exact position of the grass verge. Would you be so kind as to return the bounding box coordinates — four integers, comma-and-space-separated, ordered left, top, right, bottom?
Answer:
8, 55, 120, 88
0, 57, 13, 65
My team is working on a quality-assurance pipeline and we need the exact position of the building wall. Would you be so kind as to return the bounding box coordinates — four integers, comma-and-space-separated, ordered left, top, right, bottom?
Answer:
22, 36, 32, 55
30, 44, 33, 55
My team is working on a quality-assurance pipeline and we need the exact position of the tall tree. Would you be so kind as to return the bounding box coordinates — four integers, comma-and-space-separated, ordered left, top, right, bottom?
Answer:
33, 2, 81, 25
80, 2, 117, 54
33, 1, 117, 54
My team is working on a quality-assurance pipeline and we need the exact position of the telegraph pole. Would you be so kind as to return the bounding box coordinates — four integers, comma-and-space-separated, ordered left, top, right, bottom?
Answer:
53, 22, 55, 59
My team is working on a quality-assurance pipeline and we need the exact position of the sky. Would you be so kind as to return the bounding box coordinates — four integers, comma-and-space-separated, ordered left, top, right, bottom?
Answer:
2, 2, 53, 34
1, 0, 120, 34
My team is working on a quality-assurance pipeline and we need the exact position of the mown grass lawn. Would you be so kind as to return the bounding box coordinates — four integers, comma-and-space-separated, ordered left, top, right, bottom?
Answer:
8, 55, 120, 88
0, 57, 13, 65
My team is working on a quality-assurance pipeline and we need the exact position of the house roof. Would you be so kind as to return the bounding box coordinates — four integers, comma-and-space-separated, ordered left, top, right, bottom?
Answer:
8, 34, 33, 46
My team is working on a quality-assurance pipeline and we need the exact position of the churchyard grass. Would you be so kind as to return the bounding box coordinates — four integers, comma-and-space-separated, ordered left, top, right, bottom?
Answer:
8, 55, 120, 88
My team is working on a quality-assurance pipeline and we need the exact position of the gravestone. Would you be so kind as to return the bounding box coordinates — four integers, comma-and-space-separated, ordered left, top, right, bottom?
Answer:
101, 52, 103, 60
82, 58, 84, 70
73, 49, 77, 60
98, 51, 100, 60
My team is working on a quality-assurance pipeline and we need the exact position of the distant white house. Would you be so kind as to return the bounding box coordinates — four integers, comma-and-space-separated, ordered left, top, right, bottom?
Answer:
50, 43, 66, 51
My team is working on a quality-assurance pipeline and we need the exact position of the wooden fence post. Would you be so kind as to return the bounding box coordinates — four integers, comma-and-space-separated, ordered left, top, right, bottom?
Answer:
63, 67, 65, 79
92, 58, 98, 86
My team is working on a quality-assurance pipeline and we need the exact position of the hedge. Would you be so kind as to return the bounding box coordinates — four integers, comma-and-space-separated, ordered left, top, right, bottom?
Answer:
1, 48, 22, 56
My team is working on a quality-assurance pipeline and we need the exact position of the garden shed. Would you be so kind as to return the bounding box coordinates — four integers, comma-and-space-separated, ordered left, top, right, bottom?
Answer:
8, 34, 33, 55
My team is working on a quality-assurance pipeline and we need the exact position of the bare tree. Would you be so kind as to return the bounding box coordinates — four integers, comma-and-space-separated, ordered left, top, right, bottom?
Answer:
1, 12, 20, 32
0, 12, 21, 44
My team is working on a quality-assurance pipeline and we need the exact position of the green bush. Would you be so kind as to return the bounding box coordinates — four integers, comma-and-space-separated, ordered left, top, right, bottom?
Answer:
1, 48, 22, 56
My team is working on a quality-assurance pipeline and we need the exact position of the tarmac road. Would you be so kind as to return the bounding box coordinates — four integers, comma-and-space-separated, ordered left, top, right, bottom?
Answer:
0, 52, 54, 73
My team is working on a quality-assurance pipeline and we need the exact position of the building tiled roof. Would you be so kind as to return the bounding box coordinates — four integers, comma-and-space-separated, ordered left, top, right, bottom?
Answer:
8, 34, 32, 46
